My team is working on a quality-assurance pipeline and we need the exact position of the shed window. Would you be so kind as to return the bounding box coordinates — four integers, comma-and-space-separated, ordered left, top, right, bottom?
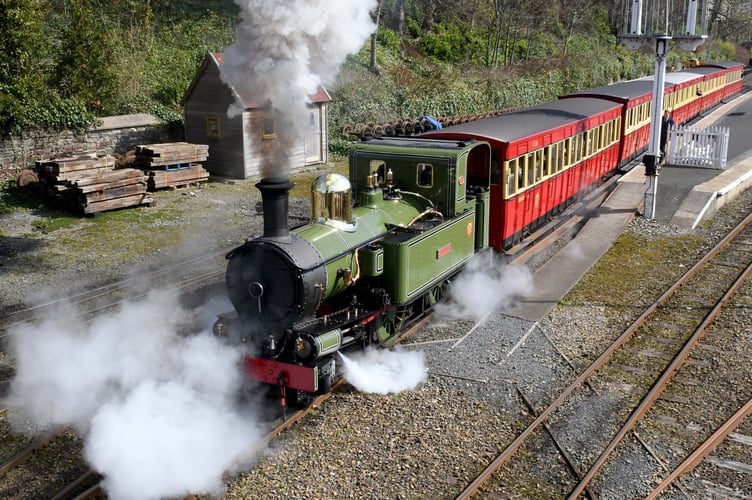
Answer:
206, 115, 221, 140
262, 115, 276, 139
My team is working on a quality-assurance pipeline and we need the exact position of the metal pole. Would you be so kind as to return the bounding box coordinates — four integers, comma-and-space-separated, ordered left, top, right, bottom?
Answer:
642, 35, 670, 220
631, 0, 643, 34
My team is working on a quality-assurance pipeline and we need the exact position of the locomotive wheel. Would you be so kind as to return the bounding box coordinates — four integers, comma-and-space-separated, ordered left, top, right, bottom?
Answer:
377, 306, 410, 343
425, 280, 449, 309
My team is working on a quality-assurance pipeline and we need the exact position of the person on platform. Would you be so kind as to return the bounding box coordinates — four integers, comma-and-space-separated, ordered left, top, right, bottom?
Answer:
660, 109, 675, 159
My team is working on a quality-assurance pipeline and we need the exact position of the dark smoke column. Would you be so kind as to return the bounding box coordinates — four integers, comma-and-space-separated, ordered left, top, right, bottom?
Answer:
218, 0, 379, 178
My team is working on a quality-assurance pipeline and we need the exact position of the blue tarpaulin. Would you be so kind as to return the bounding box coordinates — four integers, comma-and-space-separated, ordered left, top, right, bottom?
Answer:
418, 115, 442, 130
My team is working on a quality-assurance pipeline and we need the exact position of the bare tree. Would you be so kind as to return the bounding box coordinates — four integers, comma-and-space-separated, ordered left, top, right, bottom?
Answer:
371, 0, 383, 73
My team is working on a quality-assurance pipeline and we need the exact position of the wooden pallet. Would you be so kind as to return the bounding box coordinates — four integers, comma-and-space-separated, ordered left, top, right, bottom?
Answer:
147, 164, 210, 190
135, 142, 209, 168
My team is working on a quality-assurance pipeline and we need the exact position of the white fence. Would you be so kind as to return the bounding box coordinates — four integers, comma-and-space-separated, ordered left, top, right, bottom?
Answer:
667, 125, 730, 169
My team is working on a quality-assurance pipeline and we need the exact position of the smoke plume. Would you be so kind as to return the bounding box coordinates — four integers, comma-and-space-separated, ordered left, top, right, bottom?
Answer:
219, 0, 378, 177
338, 347, 427, 394
435, 255, 534, 321
4, 290, 260, 500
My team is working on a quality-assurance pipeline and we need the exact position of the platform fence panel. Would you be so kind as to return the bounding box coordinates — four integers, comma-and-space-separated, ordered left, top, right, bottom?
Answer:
667, 125, 730, 169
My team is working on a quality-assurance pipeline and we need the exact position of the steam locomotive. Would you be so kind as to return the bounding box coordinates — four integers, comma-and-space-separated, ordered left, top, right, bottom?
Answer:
215, 62, 744, 404
214, 137, 492, 403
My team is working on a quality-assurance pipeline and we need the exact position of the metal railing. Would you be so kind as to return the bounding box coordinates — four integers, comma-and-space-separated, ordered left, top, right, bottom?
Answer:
667, 125, 730, 169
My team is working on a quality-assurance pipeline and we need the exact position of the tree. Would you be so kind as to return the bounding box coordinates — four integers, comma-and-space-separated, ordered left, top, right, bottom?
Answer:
52, 0, 118, 113
0, 0, 51, 135
371, 0, 383, 73
0, 0, 47, 86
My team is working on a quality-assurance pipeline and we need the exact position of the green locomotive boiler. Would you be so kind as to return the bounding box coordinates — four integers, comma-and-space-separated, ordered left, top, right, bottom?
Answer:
215, 136, 492, 401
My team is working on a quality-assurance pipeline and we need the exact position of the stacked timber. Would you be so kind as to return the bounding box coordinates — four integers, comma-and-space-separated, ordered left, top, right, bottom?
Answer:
135, 142, 210, 190
35, 153, 152, 215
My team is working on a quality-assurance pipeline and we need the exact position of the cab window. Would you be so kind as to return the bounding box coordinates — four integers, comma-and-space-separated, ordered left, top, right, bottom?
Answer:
370, 160, 386, 183
416, 163, 433, 187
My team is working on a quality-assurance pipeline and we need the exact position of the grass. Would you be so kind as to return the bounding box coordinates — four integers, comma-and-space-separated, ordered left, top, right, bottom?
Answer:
565, 230, 706, 308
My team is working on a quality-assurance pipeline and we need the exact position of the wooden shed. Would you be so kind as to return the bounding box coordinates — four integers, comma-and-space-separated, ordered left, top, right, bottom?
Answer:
182, 52, 331, 179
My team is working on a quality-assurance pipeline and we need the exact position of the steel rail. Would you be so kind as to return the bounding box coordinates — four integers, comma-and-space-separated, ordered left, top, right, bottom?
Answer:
455, 211, 752, 499
568, 257, 752, 499
0, 427, 67, 476
0, 247, 228, 335
71, 312, 433, 500
645, 398, 752, 499
515, 386, 598, 500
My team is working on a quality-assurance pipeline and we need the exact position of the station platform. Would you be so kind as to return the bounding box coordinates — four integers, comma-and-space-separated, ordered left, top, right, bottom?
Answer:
501, 88, 752, 323
621, 90, 752, 229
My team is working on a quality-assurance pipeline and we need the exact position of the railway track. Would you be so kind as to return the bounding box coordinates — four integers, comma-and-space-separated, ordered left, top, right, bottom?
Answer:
647, 401, 752, 498
0, 249, 227, 339
457, 211, 752, 498
0, 426, 95, 499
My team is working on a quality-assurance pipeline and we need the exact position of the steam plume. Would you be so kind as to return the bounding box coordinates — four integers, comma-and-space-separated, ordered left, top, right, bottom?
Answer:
339, 347, 427, 394
4, 290, 260, 500
219, 0, 378, 177
435, 256, 534, 320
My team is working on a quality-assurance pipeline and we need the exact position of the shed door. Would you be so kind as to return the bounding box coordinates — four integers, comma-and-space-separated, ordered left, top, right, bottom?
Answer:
305, 108, 323, 164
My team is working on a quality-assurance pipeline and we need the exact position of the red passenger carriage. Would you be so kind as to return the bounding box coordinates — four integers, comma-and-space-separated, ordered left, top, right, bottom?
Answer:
422, 98, 622, 250
685, 63, 746, 109
560, 80, 661, 166
662, 71, 707, 122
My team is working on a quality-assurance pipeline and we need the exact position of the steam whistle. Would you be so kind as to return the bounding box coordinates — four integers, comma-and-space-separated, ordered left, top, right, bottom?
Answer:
384, 168, 402, 200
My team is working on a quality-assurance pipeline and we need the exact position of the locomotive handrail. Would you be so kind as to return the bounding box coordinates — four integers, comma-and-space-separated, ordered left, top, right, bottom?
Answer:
399, 189, 436, 208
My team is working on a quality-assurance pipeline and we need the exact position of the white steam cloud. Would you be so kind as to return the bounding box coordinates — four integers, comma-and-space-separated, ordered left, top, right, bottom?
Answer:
435, 256, 534, 321
339, 347, 427, 394
4, 290, 260, 500
219, 0, 378, 176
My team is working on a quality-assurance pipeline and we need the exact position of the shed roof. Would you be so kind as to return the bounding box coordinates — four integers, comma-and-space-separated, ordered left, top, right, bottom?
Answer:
181, 52, 331, 108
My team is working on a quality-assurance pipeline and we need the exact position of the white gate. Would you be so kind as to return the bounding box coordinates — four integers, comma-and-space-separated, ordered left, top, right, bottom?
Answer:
667, 125, 730, 169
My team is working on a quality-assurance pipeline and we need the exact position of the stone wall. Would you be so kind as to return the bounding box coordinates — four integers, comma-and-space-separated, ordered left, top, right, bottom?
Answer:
0, 114, 181, 173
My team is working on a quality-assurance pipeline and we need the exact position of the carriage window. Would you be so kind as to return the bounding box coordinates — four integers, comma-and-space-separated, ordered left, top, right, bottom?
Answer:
552, 143, 562, 173
491, 159, 502, 185
541, 146, 550, 177
505, 160, 516, 196
585, 131, 593, 156
370, 160, 386, 183
526, 154, 535, 186
572, 135, 580, 163
416, 163, 433, 187
517, 157, 525, 189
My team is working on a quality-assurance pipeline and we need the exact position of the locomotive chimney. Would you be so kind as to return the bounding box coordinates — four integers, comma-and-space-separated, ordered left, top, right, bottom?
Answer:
256, 177, 294, 241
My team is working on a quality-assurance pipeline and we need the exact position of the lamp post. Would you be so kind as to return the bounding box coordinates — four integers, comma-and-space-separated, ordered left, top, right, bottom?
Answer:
619, 0, 707, 220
